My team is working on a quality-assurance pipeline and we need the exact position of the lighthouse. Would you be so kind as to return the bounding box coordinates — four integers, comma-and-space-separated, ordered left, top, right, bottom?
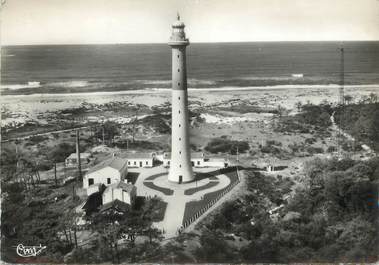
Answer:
168, 14, 194, 183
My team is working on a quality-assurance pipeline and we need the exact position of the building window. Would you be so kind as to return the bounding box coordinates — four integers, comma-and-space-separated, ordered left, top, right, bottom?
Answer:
178, 69, 180, 72
168, 161, 170, 165
146, 161, 148, 165
179, 151, 181, 154
178, 97, 180, 100
134, 161, 136, 165
107, 178, 111, 184
179, 124, 181, 128
179, 110, 181, 114
179, 137, 181, 141
197, 161, 200, 165
177, 55, 180, 58
178, 82, 180, 86
128, 161, 130, 165
88, 178, 94, 186
179, 164, 181, 168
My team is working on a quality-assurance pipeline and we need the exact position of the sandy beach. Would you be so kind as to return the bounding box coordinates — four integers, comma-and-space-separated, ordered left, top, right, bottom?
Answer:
2, 84, 379, 129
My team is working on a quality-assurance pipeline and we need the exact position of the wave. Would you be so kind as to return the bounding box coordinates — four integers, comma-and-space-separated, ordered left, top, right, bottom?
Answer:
49, 80, 89, 88
188, 79, 217, 85
134, 80, 171, 85
240, 75, 305, 81
1, 81, 42, 90
1, 80, 90, 90
132, 79, 216, 86
2, 78, 379, 97
187, 84, 379, 92
4, 83, 374, 98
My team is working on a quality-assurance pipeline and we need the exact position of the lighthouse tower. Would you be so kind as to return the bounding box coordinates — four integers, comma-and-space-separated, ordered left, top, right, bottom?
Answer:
168, 14, 194, 183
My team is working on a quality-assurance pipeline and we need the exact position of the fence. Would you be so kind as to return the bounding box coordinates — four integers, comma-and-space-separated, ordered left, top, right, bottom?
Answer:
181, 167, 240, 229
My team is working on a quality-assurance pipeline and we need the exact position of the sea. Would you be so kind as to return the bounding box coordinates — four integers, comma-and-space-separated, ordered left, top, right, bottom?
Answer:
1, 41, 379, 95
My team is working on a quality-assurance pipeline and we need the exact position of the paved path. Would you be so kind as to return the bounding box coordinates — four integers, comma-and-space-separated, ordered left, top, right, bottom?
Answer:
130, 166, 233, 238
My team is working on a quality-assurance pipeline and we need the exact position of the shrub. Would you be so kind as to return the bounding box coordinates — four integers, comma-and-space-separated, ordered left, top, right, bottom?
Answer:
306, 146, 324, 154
327, 146, 337, 153
266, 140, 282, 146
29, 135, 49, 143
305, 138, 317, 145
205, 138, 249, 154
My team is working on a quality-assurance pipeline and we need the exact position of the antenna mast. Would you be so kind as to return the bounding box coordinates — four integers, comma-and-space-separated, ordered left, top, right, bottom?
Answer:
339, 48, 345, 106
337, 47, 346, 159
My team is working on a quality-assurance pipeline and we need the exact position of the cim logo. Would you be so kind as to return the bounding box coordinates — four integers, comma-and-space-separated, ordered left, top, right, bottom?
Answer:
16, 244, 46, 257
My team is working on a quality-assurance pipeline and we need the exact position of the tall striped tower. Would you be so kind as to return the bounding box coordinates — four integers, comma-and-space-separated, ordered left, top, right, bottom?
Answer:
168, 14, 194, 183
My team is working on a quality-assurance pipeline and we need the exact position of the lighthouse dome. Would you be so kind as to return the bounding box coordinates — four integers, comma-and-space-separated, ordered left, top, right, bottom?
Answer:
172, 20, 185, 28
172, 13, 185, 28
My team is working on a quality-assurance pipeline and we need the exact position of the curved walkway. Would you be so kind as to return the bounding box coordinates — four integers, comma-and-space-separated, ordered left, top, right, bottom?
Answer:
184, 181, 219, 195
130, 165, 238, 238
143, 181, 174, 196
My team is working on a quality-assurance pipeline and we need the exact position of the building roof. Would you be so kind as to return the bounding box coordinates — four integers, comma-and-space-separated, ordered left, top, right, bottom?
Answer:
119, 152, 154, 159
100, 199, 130, 213
82, 191, 103, 214
87, 157, 127, 175
104, 181, 136, 194
163, 152, 205, 159
208, 158, 227, 162
66, 152, 91, 159
192, 152, 205, 159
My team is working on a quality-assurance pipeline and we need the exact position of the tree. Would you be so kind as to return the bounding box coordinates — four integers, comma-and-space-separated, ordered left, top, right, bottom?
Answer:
205, 138, 249, 155
344, 95, 353, 105
368, 93, 378, 103
196, 230, 238, 263
295, 101, 302, 112
1, 147, 18, 181
131, 105, 144, 143
49, 143, 76, 163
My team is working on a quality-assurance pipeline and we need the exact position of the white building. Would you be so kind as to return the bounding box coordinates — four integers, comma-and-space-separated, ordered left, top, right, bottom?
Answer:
120, 152, 155, 168
65, 152, 92, 167
162, 152, 228, 168
102, 181, 137, 207
83, 157, 128, 191
86, 183, 103, 196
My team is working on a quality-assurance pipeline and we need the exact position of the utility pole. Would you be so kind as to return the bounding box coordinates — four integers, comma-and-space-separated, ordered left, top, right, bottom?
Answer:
15, 143, 19, 169
339, 48, 345, 106
102, 126, 105, 145
338, 47, 346, 159
76, 130, 82, 180
54, 163, 58, 186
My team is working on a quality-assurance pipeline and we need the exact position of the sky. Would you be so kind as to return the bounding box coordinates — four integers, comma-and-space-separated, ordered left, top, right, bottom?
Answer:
1, 0, 379, 45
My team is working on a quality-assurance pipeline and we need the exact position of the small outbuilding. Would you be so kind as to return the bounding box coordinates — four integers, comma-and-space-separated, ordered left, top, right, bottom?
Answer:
100, 199, 131, 215
65, 152, 92, 167
102, 181, 137, 207
120, 152, 155, 168
162, 152, 228, 168
83, 157, 128, 190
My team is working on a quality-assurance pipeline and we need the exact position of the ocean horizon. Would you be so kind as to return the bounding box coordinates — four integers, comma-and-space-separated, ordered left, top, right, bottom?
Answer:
2, 41, 379, 96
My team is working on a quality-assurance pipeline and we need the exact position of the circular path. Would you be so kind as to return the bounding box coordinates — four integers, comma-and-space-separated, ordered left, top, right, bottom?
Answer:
132, 166, 233, 238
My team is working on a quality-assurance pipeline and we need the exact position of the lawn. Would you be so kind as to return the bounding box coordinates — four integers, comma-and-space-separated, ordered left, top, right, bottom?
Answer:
184, 181, 219, 196
143, 181, 174, 196
145, 172, 167, 181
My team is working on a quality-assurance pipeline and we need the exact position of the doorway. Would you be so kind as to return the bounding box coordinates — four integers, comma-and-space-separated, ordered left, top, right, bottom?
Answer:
88, 178, 94, 186
179, 175, 183, 184
139, 161, 143, 167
